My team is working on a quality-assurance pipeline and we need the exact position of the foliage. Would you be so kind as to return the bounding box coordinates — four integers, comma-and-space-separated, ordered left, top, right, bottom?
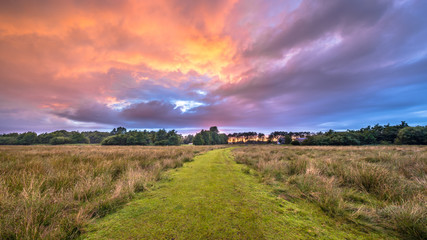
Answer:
193, 133, 205, 145
49, 136, 73, 145
395, 126, 427, 145
17, 132, 38, 145
101, 129, 181, 146
110, 127, 127, 135
82, 131, 111, 144
303, 121, 427, 145
0, 131, 89, 145
193, 126, 228, 145
182, 134, 194, 144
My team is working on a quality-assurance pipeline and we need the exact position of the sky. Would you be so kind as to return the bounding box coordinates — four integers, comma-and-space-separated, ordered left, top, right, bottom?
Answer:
0, 0, 427, 134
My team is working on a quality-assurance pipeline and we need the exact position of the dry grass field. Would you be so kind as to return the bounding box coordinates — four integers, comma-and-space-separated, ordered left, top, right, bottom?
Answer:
233, 145, 427, 239
0, 145, 223, 239
1, 145, 425, 239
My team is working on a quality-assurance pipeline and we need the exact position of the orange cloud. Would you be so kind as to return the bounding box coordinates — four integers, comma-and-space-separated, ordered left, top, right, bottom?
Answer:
0, 0, 240, 83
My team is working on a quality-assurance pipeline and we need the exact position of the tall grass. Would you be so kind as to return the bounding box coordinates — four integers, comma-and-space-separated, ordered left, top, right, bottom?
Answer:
233, 145, 427, 239
0, 145, 222, 239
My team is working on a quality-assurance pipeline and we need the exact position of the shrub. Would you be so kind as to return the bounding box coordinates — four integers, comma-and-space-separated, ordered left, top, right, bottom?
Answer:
17, 132, 38, 145
395, 126, 427, 145
101, 135, 127, 145
290, 140, 300, 145
154, 139, 169, 146
0, 137, 18, 145
49, 137, 72, 145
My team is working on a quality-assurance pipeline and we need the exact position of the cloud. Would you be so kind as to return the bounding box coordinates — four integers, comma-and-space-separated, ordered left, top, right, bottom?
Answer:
0, 0, 427, 133
244, 0, 391, 58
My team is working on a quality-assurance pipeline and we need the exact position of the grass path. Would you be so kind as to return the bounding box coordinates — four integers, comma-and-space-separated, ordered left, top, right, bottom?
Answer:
82, 148, 391, 239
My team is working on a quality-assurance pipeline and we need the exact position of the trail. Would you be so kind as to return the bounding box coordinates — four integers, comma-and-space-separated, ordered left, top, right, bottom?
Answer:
82, 148, 388, 239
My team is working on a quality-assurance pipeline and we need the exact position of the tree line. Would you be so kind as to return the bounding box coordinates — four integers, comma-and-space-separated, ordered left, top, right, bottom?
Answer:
101, 127, 181, 146
1, 122, 426, 146
0, 130, 90, 145
0, 127, 182, 146
192, 126, 228, 145
225, 122, 427, 146
303, 122, 427, 145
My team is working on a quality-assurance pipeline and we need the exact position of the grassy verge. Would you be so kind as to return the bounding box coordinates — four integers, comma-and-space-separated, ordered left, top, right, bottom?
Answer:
82, 148, 393, 239
232, 145, 427, 239
0, 145, 223, 239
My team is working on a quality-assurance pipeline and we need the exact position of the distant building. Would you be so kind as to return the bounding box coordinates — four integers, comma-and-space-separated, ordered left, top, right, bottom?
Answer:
227, 133, 310, 144
227, 135, 277, 144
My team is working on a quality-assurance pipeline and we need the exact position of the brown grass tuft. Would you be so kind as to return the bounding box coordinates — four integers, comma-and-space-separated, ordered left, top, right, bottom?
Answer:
0, 145, 223, 239
233, 145, 427, 239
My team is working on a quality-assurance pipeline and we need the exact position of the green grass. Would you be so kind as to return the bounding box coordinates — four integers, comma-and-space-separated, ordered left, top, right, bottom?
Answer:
82, 148, 394, 239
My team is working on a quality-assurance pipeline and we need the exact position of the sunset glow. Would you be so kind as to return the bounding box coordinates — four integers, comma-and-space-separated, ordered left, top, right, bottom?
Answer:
1, 0, 427, 133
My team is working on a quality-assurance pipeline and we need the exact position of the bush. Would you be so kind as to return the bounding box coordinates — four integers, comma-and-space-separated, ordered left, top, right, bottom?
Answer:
17, 132, 38, 145
0, 137, 18, 145
290, 140, 300, 146
49, 137, 72, 145
70, 132, 90, 144
101, 135, 127, 145
154, 140, 169, 146
395, 126, 427, 145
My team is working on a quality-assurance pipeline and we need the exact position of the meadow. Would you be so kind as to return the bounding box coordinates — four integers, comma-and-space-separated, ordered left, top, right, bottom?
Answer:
1, 145, 425, 240
233, 145, 427, 239
0, 145, 223, 239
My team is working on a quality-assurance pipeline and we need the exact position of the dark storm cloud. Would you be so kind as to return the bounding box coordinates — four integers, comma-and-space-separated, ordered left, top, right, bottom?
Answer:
214, 0, 427, 130
244, 0, 391, 58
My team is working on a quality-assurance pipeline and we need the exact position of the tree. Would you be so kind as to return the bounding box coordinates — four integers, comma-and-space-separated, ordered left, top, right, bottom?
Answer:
395, 126, 427, 145
101, 135, 127, 145
155, 129, 168, 144
193, 133, 205, 145
211, 131, 220, 144
284, 135, 292, 144
17, 132, 38, 145
50, 137, 72, 145
70, 131, 90, 144
209, 126, 219, 133
201, 130, 212, 145
183, 134, 194, 144
0, 134, 18, 145
168, 134, 180, 145
111, 127, 127, 135
219, 134, 228, 144
82, 131, 110, 144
